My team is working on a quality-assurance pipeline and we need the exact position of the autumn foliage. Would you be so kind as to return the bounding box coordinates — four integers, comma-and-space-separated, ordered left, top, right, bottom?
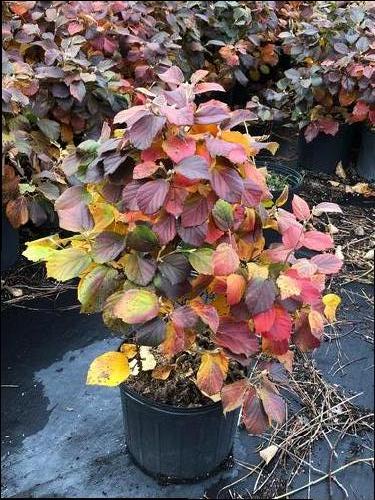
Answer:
23, 67, 343, 434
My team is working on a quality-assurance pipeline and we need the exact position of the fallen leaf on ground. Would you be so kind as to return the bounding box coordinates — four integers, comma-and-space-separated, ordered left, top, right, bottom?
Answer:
335, 161, 346, 179
260, 444, 279, 464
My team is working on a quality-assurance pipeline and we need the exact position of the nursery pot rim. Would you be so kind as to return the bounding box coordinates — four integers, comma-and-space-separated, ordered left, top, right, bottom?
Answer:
257, 160, 304, 191
118, 342, 221, 415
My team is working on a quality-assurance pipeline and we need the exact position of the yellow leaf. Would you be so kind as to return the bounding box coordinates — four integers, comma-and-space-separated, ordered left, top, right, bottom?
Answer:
247, 263, 269, 280
22, 234, 60, 262
46, 248, 92, 282
86, 352, 130, 386
322, 294, 341, 323
275, 185, 289, 207
276, 275, 301, 300
89, 201, 115, 232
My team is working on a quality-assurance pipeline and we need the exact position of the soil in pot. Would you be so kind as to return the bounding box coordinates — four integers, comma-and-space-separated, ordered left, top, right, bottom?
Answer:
298, 123, 356, 173
357, 126, 375, 182
125, 329, 247, 408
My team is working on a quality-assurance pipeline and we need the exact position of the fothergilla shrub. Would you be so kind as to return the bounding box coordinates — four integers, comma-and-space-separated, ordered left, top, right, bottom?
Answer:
23, 67, 343, 433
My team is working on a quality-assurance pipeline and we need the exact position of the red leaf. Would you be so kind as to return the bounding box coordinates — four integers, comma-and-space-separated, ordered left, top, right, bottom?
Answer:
153, 212, 176, 245
258, 380, 286, 425
210, 162, 244, 203
221, 379, 249, 414
213, 243, 240, 276
226, 274, 246, 305
174, 156, 210, 180
282, 225, 303, 249
302, 231, 333, 251
165, 185, 188, 217
195, 100, 230, 124
190, 297, 219, 333
245, 278, 277, 315
181, 194, 209, 228
292, 195, 310, 221
310, 253, 343, 274
133, 161, 160, 180
92, 232, 126, 263
242, 387, 269, 434
262, 306, 292, 342
293, 312, 321, 352
136, 179, 169, 214
215, 318, 259, 357
163, 136, 196, 163
254, 307, 276, 333
206, 136, 247, 163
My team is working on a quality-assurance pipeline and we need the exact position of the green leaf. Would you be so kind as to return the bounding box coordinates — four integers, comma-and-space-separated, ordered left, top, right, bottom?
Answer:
46, 248, 92, 281
78, 265, 121, 313
212, 199, 234, 231
188, 248, 214, 275
127, 224, 158, 252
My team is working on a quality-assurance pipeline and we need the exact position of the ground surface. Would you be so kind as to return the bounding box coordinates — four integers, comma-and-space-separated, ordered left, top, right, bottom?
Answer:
1, 280, 373, 499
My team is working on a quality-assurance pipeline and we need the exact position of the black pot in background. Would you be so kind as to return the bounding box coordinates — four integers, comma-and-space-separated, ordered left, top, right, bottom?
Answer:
1, 212, 20, 271
298, 123, 356, 174
257, 161, 304, 248
357, 125, 375, 181
120, 383, 240, 482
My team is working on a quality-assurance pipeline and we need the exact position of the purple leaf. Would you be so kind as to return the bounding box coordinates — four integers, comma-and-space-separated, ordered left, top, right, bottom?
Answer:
136, 179, 169, 214
174, 156, 210, 180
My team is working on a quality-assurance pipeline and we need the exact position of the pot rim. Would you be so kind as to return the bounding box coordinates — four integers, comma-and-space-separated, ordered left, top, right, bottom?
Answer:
257, 160, 304, 191
120, 382, 223, 415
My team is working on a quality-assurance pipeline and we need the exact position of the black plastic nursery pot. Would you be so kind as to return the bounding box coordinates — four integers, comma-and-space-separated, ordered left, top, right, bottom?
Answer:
120, 383, 240, 482
298, 123, 356, 174
1, 212, 20, 271
357, 125, 375, 182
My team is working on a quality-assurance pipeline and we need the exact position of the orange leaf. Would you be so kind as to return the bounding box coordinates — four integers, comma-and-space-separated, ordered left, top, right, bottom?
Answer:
226, 273, 246, 305
196, 351, 229, 396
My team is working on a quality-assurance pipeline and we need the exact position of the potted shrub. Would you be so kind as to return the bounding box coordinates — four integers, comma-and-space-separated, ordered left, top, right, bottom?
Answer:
23, 67, 344, 481
259, 1, 374, 173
